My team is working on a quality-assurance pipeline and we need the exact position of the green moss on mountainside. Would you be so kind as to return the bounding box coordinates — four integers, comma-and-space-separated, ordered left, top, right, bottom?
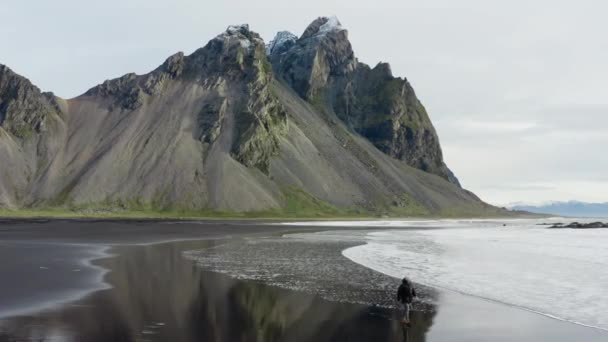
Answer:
0, 187, 519, 219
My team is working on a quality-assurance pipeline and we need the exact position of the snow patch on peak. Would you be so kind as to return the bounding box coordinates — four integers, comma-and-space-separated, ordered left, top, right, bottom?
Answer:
266, 31, 298, 55
226, 24, 250, 35
222, 24, 257, 50
239, 39, 252, 49
319, 16, 343, 33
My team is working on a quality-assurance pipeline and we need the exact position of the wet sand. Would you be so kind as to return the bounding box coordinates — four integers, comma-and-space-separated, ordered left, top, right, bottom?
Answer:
0, 219, 606, 341
0, 241, 109, 319
0, 219, 325, 320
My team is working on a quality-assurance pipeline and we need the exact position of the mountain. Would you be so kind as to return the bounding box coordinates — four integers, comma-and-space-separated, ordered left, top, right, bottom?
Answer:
269, 17, 460, 185
510, 201, 608, 218
0, 17, 505, 216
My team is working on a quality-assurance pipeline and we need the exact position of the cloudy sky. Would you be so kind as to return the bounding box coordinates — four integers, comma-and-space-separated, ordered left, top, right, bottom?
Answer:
2, 0, 606, 205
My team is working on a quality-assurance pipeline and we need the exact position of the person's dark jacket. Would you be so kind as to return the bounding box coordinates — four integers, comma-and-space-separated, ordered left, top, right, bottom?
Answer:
397, 282, 417, 304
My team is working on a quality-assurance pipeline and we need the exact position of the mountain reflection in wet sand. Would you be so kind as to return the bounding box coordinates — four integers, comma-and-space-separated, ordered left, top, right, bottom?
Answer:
0, 240, 434, 342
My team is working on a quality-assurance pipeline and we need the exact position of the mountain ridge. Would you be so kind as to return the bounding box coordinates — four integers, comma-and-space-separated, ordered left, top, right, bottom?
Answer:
0, 17, 506, 217
510, 201, 608, 218
269, 17, 460, 185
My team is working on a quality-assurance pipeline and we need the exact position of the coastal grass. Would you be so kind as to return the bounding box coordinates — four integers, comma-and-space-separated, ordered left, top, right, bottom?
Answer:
0, 188, 529, 220
0, 207, 371, 220
0, 188, 368, 220
0, 205, 528, 221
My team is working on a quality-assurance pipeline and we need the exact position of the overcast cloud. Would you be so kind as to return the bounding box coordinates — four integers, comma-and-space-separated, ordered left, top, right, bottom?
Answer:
2, 0, 606, 205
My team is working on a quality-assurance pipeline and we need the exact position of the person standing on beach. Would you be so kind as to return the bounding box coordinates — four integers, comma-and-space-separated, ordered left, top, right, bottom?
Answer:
397, 277, 417, 325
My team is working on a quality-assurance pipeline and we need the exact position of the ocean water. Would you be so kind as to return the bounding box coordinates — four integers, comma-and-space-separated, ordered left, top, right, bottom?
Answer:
327, 220, 608, 331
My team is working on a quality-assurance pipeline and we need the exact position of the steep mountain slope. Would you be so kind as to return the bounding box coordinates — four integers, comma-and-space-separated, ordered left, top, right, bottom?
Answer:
0, 65, 68, 208
269, 17, 459, 185
0, 18, 504, 216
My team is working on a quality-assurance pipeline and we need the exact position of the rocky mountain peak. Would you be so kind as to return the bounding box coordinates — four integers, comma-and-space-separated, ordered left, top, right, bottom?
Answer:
296, 16, 353, 65
184, 25, 287, 174
159, 52, 185, 77
266, 17, 460, 186
217, 24, 263, 50
0, 64, 11, 77
0, 64, 63, 138
373, 62, 393, 78
300, 16, 345, 40
268, 17, 356, 100
266, 31, 298, 56
0, 64, 31, 97
183, 23, 268, 78
226, 24, 250, 34
82, 24, 273, 112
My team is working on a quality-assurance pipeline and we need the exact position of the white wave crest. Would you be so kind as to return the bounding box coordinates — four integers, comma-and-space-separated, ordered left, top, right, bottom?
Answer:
342, 224, 608, 331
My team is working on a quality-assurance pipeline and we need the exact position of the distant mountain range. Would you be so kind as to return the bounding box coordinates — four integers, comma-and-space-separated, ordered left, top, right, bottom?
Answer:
510, 201, 608, 218
0, 16, 506, 216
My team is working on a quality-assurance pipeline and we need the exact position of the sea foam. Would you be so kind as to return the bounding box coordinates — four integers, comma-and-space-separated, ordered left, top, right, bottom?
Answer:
339, 222, 608, 331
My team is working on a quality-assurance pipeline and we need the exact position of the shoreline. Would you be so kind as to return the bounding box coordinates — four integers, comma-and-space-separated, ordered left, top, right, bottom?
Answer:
0, 219, 341, 320
1, 219, 606, 341
336, 223, 608, 333
341, 245, 608, 333
0, 242, 112, 320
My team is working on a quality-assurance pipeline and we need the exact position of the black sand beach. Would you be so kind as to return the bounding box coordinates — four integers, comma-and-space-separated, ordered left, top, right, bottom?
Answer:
0, 219, 606, 341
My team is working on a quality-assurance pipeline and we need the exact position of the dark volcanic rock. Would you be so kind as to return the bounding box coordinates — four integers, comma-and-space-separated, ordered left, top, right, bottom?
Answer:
187, 24, 288, 173
270, 16, 356, 100
85, 73, 144, 110
266, 31, 298, 56
269, 16, 460, 186
81, 24, 287, 174
84, 52, 186, 109
159, 51, 185, 77
549, 222, 608, 229
0, 65, 63, 139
